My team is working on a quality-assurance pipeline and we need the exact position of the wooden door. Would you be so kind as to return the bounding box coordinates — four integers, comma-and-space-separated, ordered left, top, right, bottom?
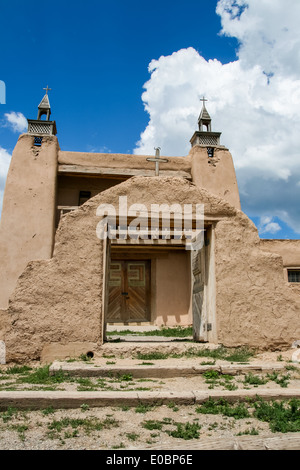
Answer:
107, 260, 150, 322
191, 246, 207, 341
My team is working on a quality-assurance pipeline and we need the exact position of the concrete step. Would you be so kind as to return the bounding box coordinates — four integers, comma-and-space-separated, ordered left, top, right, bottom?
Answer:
49, 360, 289, 378
0, 388, 299, 411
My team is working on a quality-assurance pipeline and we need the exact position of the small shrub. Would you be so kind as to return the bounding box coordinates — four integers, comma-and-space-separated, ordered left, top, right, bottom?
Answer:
167, 422, 201, 440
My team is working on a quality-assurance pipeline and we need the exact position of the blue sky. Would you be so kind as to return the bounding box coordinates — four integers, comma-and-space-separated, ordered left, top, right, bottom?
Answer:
1, 0, 300, 239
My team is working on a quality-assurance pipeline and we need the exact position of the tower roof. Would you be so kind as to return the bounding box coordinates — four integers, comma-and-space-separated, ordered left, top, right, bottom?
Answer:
38, 93, 51, 110
198, 103, 211, 122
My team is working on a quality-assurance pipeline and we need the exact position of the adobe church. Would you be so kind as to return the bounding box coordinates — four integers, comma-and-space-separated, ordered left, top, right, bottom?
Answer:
0, 90, 299, 363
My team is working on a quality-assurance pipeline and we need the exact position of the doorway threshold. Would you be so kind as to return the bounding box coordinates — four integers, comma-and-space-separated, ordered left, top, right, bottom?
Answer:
106, 324, 194, 343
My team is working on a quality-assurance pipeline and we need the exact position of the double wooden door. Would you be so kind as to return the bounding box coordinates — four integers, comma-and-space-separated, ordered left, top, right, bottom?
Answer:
107, 260, 151, 322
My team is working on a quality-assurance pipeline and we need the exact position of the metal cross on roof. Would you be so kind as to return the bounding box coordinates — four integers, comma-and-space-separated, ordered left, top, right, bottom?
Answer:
43, 85, 52, 95
146, 147, 169, 176
200, 96, 208, 105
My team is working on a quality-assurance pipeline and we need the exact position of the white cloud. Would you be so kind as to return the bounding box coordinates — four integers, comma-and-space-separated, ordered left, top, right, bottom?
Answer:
134, 0, 300, 234
4, 111, 27, 133
258, 216, 281, 234
0, 146, 12, 214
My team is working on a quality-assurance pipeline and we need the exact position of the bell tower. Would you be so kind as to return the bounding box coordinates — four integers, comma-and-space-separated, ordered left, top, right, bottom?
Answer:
27, 86, 57, 137
190, 97, 222, 153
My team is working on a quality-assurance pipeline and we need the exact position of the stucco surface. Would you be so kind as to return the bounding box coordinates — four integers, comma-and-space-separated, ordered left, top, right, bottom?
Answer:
215, 215, 300, 350
260, 239, 300, 267
0, 134, 58, 308
1, 176, 299, 361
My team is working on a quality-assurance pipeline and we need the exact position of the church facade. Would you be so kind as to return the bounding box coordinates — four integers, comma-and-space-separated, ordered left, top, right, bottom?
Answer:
0, 91, 299, 363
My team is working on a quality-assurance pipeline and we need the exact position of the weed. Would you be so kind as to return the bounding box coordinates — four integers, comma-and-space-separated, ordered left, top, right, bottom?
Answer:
11, 424, 28, 441
107, 326, 193, 338
5, 365, 32, 375
47, 416, 119, 437
196, 398, 250, 419
167, 422, 201, 440
142, 420, 163, 431
136, 352, 169, 361
41, 406, 55, 416
79, 354, 93, 362
1, 407, 19, 423
236, 427, 259, 436
106, 361, 116, 365
126, 432, 139, 441
167, 402, 179, 412
18, 365, 68, 385
243, 373, 267, 386
135, 404, 155, 414
112, 442, 125, 449
80, 404, 90, 412
253, 398, 300, 433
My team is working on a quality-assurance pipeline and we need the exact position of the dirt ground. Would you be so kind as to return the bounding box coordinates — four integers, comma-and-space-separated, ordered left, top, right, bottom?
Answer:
0, 347, 299, 450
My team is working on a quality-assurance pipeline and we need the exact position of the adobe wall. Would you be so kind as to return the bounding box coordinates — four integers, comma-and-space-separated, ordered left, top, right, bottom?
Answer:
214, 213, 300, 350
3, 202, 104, 363
0, 176, 298, 362
0, 177, 236, 362
260, 239, 300, 267
0, 134, 59, 308
190, 146, 241, 210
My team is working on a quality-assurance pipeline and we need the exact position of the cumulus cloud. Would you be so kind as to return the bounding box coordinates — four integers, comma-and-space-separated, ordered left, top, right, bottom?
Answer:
258, 216, 281, 234
4, 111, 27, 133
0, 146, 12, 213
134, 0, 300, 235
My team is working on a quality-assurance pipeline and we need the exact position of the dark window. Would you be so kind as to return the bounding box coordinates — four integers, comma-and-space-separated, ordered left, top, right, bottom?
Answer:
207, 147, 214, 158
288, 269, 300, 283
78, 191, 91, 206
34, 136, 43, 147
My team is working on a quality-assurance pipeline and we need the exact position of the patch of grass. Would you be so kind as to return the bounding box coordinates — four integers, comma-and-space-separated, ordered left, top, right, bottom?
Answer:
167, 421, 201, 440
47, 415, 119, 437
167, 401, 179, 412
267, 372, 291, 388
79, 354, 93, 362
41, 406, 55, 416
135, 404, 155, 414
112, 442, 126, 449
1, 407, 19, 423
142, 420, 163, 431
11, 424, 28, 441
126, 432, 139, 441
253, 398, 300, 433
236, 427, 259, 436
196, 398, 250, 419
80, 404, 90, 412
136, 352, 169, 361
243, 373, 267, 386
5, 365, 32, 375
107, 326, 193, 338
18, 365, 69, 385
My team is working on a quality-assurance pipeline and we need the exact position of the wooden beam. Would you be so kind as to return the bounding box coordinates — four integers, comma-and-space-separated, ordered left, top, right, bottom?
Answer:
58, 164, 192, 180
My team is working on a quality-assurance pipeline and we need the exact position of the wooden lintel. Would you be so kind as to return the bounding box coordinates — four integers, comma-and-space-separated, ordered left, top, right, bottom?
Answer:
58, 164, 192, 180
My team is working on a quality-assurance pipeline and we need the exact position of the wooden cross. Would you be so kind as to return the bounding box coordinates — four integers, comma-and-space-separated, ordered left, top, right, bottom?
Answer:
43, 85, 52, 95
146, 147, 169, 176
